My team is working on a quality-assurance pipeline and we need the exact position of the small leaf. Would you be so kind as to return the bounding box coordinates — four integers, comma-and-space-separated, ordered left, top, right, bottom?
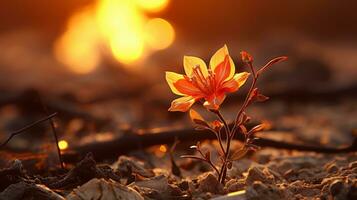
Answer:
246, 143, 261, 151
189, 109, 210, 128
256, 94, 269, 102
258, 56, 288, 75
248, 121, 272, 135
211, 120, 223, 131
230, 148, 248, 161
248, 88, 269, 104
196, 141, 201, 149
248, 88, 259, 103
239, 125, 247, 134
204, 151, 211, 160
237, 112, 247, 124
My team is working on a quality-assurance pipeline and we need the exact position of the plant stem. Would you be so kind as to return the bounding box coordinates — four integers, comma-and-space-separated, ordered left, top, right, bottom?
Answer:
212, 110, 231, 184
232, 62, 258, 135
218, 62, 258, 184
206, 127, 225, 155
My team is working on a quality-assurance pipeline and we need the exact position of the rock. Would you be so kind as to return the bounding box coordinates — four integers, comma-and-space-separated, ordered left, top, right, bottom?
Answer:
228, 159, 253, 177
245, 181, 282, 200
347, 181, 357, 199
197, 172, 224, 194
132, 175, 168, 191
245, 166, 274, 185
225, 179, 245, 192
66, 178, 144, 200
329, 180, 344, 196
326, 164, 339, 173
277, 157, 318, 174
178, 180, 189, 191
48, 153, 120, 189
0, 182, 65, 200
131, 175, 187, 199
349, 161, 357, 169
0, 159, 26, 192
112, 156, 154, 178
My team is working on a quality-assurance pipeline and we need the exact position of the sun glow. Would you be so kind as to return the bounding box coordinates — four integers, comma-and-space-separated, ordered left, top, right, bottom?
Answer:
54, 7, 100, 74
58, 140, 69, 150
54, 0, 174, 73
144, 18, 175, 50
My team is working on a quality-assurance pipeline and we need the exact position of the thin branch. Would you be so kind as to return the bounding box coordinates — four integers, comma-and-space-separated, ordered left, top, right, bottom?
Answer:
214, 110, 230, 139
232, 62, 258, 134
181, 155, 220, 176
38, 96, 64, 169
202, 126, 225, 155
0, 113, 58, 149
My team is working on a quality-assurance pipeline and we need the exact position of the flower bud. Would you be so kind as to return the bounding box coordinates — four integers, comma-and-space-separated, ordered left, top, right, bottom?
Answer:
240, 51, 253, 63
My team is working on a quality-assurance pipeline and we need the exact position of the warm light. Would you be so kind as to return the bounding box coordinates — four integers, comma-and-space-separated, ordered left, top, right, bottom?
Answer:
110, 33, 144, 64
144, 18, 175, 50
96, 0, 145, 65
159, 145, 167, 152
58, 140, 69, 150
55, 0, 174, 71
135, 0, 169, 12
54, 7, 100, 74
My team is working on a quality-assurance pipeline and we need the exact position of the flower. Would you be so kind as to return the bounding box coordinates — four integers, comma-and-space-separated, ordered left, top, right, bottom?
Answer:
166, 45, 250, 112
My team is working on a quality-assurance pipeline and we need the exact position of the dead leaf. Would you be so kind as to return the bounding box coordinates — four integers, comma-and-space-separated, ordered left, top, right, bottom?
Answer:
66, 178, 144, 200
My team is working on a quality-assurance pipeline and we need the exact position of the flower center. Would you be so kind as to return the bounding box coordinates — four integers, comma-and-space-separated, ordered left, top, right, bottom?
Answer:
188, 65, 216, 96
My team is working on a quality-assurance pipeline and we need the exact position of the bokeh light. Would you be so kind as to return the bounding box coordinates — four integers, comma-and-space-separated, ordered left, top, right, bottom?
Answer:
58, 140, 69, 150
54, 7, 100, 74
135, 0, 169, 12
144, 18, 175, 50
54, 0, 174, 73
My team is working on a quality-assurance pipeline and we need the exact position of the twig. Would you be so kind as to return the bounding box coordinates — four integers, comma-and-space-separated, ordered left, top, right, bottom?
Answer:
169, 138, 182, 177
0, 113, 57, 149
38, 96, 64, 169
181, 155, 220, 176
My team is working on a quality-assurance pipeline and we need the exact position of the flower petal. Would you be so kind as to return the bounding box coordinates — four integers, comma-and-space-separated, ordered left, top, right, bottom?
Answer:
168, 96, 196, 112
165, 71, 185, 95
174, 78, 204, 98
220, 72, 250, 93
203, 94, 226, 110
209, 45, 235, 82
183, 56, 208, 77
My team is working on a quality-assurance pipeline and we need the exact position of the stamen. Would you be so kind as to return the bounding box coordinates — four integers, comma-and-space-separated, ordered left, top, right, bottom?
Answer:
192, 66, 209, 94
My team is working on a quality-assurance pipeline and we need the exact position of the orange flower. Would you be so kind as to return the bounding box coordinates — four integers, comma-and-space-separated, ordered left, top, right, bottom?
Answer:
166, 45, 250, 112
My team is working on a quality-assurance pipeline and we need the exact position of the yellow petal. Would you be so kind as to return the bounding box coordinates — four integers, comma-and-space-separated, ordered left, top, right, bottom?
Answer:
220, 72, 250, 93
209, 44, 235, 80
183, 56, 208, 77
233, 72, 250, 88
168, 96, 196, 112
165, 71, 185, 95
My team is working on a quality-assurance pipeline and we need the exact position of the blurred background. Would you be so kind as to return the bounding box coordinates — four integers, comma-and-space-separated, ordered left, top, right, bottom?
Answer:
0, 0, 356, 160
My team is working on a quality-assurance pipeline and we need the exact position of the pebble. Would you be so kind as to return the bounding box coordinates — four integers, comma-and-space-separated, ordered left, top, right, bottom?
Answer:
225, 179, 245, 192
349, 161, 357, 169
245, 181, 282, 200
326, 164, 339, 173
245, 166, 274, 185
197, 172, 224, 194
329, 180, 344, 196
